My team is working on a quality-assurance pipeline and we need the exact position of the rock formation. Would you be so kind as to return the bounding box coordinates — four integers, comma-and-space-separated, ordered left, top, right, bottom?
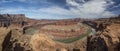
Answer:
0, 14, 120, 51
2, 28, 32, 51
0, 14, 28, 27
87, 16, 120, 51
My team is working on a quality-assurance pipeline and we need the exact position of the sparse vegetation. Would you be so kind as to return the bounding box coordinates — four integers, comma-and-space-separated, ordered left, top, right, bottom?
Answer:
25, 27, 39, 35
54, 27, 92, 43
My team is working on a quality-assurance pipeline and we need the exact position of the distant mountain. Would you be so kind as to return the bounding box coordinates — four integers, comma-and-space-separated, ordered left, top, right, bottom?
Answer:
0, 14, 28, 27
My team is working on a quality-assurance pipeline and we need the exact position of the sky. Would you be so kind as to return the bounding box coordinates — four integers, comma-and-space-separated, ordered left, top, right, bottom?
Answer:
0, 0, 120, 19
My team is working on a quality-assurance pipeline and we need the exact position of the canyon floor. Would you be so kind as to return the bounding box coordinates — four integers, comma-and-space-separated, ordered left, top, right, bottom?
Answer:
0, 14, 120, 51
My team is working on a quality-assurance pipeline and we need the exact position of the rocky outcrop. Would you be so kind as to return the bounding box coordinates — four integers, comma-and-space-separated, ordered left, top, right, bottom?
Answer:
87, 35, 108, 51
30, 34, 56, 51
2, 28, 32, 51
87, 16, 120, 51
0, 28, 10, 51
2, 30, 12, 51
0, 14, 28, 27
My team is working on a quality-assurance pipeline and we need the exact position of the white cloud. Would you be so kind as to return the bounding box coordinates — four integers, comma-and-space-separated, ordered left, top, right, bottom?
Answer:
31, 0, 115, 18
0, 7, 75, 19
0, 0, 117, 19
37, 6, 74, 16
0, 7, 27, 13
81, 0, 106, 13
66, 0, 115, 18
66, 0, 80, 6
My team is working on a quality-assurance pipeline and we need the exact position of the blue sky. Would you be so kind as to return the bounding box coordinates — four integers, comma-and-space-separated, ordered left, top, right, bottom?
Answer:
0, 0, 120, 19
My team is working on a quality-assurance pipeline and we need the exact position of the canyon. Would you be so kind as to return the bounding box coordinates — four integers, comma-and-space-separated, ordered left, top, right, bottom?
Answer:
0, 14, 120, 51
